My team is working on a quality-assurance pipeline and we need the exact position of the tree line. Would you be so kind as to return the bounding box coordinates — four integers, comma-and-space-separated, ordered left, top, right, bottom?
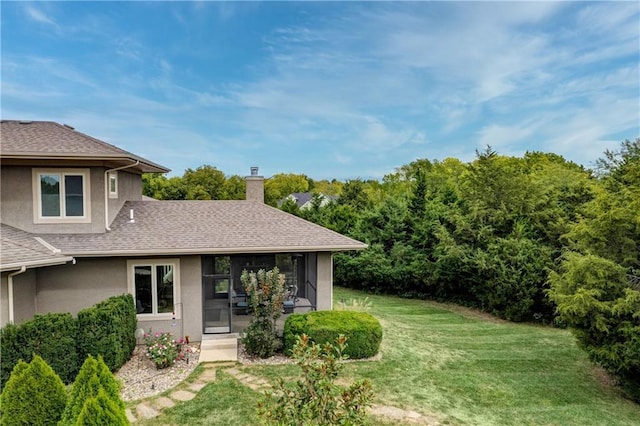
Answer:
144, 138, 639, 401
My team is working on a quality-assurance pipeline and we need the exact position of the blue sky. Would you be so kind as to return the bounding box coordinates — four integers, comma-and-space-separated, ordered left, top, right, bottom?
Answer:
2, 1, 638, 180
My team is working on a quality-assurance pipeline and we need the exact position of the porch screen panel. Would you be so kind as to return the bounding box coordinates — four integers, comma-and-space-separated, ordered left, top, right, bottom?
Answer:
64, 175, 84, 216
157, 265, 174, 313
134, 266, 152, 314
40, 174, 60, 217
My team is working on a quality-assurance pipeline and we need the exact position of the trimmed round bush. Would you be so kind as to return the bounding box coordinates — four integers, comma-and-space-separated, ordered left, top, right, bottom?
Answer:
0, 355, 67, 426
284, 311, 382, 359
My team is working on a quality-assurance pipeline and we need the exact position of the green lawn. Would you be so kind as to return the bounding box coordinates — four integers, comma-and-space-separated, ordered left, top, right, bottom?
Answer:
137, 287, 640, 425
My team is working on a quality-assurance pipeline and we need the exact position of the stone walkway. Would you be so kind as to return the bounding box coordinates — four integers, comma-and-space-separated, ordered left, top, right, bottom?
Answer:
126, 362, 231, 423
127, 362, 440, 425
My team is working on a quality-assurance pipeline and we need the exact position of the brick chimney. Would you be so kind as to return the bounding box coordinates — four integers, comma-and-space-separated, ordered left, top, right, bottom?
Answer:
245, 166, 264, 203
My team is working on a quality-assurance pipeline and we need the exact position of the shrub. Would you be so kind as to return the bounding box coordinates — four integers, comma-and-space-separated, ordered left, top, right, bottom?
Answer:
144, 331, 179, 369
241, 267, 287, 358
548, 252, 640, 402
76, 294, 137, 372
0, 323, 22, 390
0, 355, 67, 426
0, 313, 78, 388
76, 389, 129, 426
59, 355, 126, 426
259, 334, 373, 425
284, 311, 382, 359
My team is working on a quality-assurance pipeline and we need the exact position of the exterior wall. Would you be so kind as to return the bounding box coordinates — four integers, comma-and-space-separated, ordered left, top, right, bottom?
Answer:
316, 252, 333, 310
1, 273, 8, 326
0, 166, 107, 234
107, 170, 143, 226
32, 255, 204, 341
35, 258, 128, 315
1, 166, 36, 232
1, 269, 37, 326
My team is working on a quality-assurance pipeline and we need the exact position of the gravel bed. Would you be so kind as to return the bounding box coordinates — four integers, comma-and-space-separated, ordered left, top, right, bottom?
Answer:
116, 344, 201, 401
237, 341, 295, 366
117, 340, 325, 402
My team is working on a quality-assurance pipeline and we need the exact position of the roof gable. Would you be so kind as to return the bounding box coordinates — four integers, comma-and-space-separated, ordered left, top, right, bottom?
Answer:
0, 120, 169, 173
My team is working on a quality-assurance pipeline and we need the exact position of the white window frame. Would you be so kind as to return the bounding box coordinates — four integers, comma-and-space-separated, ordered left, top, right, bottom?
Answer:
32, 168, 91, 223
127, 259, 181, 319
108, 171, 118, 199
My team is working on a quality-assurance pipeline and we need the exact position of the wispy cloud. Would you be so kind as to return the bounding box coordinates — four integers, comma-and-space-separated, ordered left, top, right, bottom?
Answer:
2, 2, 638, 180
23, 4, 59, 28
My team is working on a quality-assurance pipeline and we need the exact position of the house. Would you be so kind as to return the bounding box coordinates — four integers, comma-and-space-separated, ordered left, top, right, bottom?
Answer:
0, 120, 367, 341
279, 192, 337, 210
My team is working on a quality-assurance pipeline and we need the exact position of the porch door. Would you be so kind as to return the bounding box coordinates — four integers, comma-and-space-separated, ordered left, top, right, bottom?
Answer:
202, 256, 232, 334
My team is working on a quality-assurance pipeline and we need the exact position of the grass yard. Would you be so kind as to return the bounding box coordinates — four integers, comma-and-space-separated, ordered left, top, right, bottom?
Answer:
135, 287, 640, 425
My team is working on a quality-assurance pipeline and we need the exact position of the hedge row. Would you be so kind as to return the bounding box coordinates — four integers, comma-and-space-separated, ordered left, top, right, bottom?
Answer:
77, 294, 137, 372
284, 311, 382, 359
0, 294, 136, 389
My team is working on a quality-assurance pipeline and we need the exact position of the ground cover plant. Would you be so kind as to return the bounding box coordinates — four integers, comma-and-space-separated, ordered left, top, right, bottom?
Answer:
135, 287, 640, 425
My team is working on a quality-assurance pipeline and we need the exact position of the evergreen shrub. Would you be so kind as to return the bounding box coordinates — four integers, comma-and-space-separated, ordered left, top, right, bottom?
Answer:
76, 294, 137, 371
59, 355, 127, 426
0, 312, 78, 387
284, 310, 382, 359
75, 389, 129, 426
0, 355, 67, 426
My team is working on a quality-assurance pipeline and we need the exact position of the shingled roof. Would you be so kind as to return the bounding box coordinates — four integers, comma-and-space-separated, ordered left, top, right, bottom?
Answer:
1, 224, 73, 272
0, 120, 169, 173
41, 200, 367, 256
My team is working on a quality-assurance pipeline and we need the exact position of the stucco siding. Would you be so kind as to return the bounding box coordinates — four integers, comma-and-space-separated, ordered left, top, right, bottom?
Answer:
0, 269, 37, 326
1, 274, 8, 325
107, 170, 143, 226
1, 166, 108, 234
316, 252, 333, 310
0, 166, 34, 232
35, 257, 128, 316
31, 255, 203, 341
13, 269, 37, 324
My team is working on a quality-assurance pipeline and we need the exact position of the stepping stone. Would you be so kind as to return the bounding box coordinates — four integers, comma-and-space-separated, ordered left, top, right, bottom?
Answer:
200, 369, 217, 381
189, 382, 207, 392
171, 389, 196, 402
225, 368, 242, 376
154, 396, 176, 409
136, 403, 160, 419
247, 382, 268, 392
125, 408, 136, 423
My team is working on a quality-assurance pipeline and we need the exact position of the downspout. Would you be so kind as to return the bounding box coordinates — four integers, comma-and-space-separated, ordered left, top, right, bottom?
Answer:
105, 161, 140, 231
7, 266, 26, 323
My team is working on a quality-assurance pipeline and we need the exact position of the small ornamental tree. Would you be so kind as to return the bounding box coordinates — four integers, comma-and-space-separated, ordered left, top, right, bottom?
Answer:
258, 334, 374, 425
241, 267, 287, 358
0, 355, 67, 426
59, 355, 127, 425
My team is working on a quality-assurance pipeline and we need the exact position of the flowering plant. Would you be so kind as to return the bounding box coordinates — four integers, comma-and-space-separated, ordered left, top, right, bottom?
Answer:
175, 337, 194, 362
144, 331, 179, 369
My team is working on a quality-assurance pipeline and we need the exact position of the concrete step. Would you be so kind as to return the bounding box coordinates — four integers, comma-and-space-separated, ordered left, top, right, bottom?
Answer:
199, 336, 238, 362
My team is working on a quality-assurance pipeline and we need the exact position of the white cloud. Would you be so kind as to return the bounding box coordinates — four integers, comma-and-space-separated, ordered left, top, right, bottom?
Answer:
24, 4, 58, 28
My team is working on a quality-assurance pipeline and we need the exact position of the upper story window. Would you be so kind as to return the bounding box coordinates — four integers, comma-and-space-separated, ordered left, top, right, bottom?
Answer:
33, 169, 91, 223
108, 172, 118, 199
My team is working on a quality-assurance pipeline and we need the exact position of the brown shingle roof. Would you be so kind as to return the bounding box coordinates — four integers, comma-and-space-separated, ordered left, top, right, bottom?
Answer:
42, 201, 367, 256
0, 120, 169, 173
1, 224, 73, 271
